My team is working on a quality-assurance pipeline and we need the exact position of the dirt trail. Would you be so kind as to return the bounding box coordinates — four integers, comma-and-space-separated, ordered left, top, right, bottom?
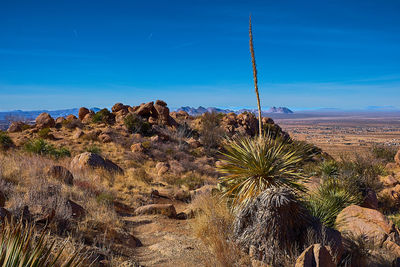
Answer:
121, 201, 210, 266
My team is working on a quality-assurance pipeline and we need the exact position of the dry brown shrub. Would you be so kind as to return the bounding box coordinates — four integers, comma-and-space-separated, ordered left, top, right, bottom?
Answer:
190, 194, 251, 267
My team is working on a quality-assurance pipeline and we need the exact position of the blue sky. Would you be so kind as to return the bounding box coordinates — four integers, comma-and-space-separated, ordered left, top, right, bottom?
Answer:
1, 0, 400, 111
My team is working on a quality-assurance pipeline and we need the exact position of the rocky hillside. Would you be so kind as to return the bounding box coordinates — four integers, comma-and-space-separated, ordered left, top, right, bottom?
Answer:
3, 99, 399, 267
0, 100, 297, 266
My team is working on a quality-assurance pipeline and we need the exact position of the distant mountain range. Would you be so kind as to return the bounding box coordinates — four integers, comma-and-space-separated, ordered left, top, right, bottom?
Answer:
176, 106, 294, 116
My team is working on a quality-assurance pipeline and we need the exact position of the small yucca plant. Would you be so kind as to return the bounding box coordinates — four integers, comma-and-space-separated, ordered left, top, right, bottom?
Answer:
217, 133, 307, 207
0, 220, 82, 266
305, 178, 361, 228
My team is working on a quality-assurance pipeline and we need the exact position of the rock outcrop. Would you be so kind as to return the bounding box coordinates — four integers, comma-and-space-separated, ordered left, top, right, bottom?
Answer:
78, 107, 90, 121
35, 113, 55, 129
7, 121, 27, 133
220, 112, 289, 139
336, 205, 400, 256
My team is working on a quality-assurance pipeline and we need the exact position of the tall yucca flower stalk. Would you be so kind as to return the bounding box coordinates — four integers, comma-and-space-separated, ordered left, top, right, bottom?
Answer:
249, 15, 262, 137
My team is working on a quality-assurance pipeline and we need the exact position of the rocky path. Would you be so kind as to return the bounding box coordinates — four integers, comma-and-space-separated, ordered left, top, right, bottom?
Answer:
120, 200, 210, 267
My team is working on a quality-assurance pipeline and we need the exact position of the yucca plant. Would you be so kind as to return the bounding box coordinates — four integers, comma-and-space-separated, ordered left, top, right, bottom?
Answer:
233, 187, 313, 264
217, 133, 307, 207
305, 178, 361, 228
0, 220, 83, 266
318, 160, 339, 179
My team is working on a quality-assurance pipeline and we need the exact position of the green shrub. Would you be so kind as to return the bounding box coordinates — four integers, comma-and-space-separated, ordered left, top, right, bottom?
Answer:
200, 112, 225, 152
85, 144, 101, 154
24, 139, 70, 159
92, 108, 115, 124
318, 160, 339, 179
0, 220, 82, 266
388, 213, 400, 229
38, 127, 51, 139
0, 131, 14, 150
217, 134, 307, 208
305, 178, 361, 228
338, 155, 385, 196
96, 192, 115, 205
371, 143, 397, 163
123, 114, 151, 135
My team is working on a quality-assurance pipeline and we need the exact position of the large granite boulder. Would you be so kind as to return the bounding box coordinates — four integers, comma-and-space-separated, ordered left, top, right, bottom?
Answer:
35, 113, 55, 129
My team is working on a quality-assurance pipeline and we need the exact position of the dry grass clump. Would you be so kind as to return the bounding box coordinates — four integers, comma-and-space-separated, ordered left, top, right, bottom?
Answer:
190, 194, 251, 267
0, 151, 128, 263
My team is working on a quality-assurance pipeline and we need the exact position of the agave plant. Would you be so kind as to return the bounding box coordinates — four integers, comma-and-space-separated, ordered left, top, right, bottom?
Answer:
217, 133, 307, 207
0, 220, 83, 266
305, 178, 361, 228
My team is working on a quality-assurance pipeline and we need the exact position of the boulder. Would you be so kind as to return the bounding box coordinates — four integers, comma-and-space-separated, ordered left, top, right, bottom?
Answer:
154, 100, 170, 124
7, 121, 26, 133
115, 109, 129, 123
131, 143, 144, 153
98, 133, 112, 143
336, 205, 400, 255
295, 244, 336, 267
67, 199, 86, 219
48, 165, 74, 185
70, 152, 123, 174
262, 117, 275, 124
111, 103, 125, 113
190, 184, 216, 198
134, 204, 176, 218
55, 117, 66, 126
73, 129, 84, 139
171, 110, 190, 120
187, 138, 201, 148
82, 113, 94, 124
156, 162, 169, 176
64, 115, 83, 129
78, 107, 90, 120
155, 100, 167, 107
380, 175, 399, 187
361, 189, 379, 210
152, 187, 190, 201
150, 135, 161, 143
35, 113, 55, 129
381, 184, 400, 204
66, 114, 77, 121
135, 102, 156, 118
